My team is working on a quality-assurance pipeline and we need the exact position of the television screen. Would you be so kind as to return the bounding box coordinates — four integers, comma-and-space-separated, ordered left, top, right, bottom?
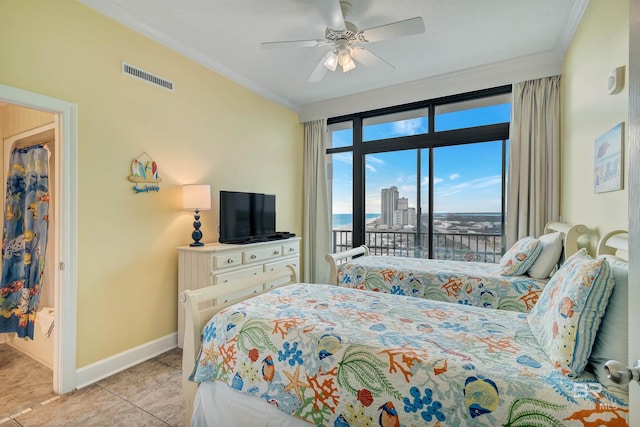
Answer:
219, 191, 276, 243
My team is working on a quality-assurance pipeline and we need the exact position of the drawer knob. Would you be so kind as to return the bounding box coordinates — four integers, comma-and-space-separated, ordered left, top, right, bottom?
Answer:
227, 258, 234, 264
289, 248, 294, 252
251, 254, 257, 259
274, 250, 280, 255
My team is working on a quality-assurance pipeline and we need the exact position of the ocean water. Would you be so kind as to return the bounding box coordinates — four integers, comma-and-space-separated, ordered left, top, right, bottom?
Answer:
332, 212, 501, 228
332, 213, 380, 228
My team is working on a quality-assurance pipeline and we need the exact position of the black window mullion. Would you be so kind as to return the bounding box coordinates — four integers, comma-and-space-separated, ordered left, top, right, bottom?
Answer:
352, 117, 365, 248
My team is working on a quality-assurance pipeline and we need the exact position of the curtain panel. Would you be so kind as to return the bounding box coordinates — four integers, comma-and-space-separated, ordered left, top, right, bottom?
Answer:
0, 144, 50, 339
303, 119, 331, 283
506, 76, 561, 247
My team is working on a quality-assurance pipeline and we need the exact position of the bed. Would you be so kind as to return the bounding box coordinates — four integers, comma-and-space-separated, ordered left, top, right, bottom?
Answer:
326, 222, 588, 313
181, 230, 629, 426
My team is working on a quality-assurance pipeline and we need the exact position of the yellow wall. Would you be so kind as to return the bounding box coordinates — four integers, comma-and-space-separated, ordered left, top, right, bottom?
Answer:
0, 1, 303, 367
561, 0, 629, 252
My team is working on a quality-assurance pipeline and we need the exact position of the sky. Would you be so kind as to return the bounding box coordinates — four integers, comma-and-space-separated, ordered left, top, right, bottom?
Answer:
329, 103, 511, 214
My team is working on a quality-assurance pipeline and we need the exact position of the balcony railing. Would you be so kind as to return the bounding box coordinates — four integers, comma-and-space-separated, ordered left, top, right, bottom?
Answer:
332, 229, 503, 263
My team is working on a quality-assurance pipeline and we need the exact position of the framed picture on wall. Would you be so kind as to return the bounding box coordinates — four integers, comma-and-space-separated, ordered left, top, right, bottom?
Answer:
594, 122, 624, 193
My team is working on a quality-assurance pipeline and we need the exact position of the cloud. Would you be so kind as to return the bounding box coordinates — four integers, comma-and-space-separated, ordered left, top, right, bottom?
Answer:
367, 155, 385, 165
392, 118, 426, 136
331, 153, 352, 165
365, 163, 377, 173
470, 175, 502, 189
449, 173, 460, 180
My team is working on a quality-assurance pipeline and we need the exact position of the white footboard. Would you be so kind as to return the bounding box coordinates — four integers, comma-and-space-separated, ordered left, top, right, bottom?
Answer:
325, 245, 370, 285
180, 266, 298, 426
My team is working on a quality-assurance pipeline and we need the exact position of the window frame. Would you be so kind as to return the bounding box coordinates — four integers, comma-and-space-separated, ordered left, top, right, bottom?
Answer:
326, 85, 512, 256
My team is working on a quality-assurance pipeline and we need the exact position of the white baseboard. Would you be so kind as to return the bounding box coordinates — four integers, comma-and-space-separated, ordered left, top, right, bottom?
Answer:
75, 332, 177, 389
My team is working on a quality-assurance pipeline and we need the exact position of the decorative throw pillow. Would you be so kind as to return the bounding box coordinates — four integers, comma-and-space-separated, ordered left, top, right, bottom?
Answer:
527, 249, 614, 377
499, 236, 542, 276
588, 255, 628, 391
527, 232, 563, 279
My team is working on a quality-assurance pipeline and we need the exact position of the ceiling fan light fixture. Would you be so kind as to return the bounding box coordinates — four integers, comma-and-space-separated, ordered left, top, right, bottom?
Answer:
337, 47, 351, 66
341, 58, 356, 72
337, 46, 355, 72
323, 51, 338, 71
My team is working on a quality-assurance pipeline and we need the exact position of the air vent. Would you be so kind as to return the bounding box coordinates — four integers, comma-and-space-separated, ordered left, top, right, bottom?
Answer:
121, 62, 174, 91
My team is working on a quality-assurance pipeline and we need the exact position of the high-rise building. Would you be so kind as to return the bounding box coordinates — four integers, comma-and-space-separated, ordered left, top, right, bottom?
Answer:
381, 186, 398, 226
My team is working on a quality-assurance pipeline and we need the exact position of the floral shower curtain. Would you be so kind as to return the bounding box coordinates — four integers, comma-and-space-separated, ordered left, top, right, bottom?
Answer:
0, 144, 50, 339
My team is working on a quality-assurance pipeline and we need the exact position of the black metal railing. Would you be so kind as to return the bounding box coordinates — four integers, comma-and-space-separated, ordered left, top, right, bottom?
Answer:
332, 230, 502, 263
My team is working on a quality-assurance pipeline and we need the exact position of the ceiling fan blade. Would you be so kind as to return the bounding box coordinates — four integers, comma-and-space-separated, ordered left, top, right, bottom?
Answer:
261, 39, 330, 49
352, 48, 395, 71
307, 53, 331, 82
316, 0, 346, 30
359, 17, 425, 43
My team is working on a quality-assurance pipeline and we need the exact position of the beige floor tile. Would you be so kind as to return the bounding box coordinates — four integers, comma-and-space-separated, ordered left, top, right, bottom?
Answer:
3, 346, 185, 426
154, 348, 182, 370
75, 400, 168, 427
127, 373, 185, 422
0, 345, 56, 419
97, 359, 179, 400
165, 408, 186, 427
13, 384, 122, 427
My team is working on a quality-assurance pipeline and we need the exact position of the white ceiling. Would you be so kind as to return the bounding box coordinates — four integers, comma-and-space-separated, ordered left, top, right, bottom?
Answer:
79, 0, 587, 118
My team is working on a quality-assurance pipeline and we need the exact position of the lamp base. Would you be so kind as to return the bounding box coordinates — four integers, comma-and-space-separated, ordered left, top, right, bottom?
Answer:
190, 210, 204, 247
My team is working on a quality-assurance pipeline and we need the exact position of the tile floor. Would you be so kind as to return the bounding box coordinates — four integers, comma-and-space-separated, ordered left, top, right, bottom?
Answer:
0, 344, 185, 426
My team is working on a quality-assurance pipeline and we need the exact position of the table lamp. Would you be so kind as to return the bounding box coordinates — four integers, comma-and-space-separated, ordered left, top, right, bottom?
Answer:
182, 184, 211, 246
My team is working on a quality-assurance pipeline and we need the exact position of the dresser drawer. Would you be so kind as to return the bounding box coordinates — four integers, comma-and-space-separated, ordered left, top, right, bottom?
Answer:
213, 265, 263, 285
282, 241, 299, 256
218, 284, 263, 304
243, 246, 282, 264
212, 252, 243, 270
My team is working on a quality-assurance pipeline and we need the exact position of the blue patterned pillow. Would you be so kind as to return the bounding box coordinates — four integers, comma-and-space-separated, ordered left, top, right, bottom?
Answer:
499, 236, 542, 276
527, 249, 614, 377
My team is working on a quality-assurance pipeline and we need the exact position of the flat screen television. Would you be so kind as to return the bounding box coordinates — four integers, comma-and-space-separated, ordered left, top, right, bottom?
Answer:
219, 190, 276, 243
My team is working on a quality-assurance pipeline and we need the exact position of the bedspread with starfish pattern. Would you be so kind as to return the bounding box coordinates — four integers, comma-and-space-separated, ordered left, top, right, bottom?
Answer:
190, 283, 628, 426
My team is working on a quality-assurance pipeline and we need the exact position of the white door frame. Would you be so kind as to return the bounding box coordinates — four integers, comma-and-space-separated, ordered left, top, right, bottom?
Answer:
0, 84, 78, 393
628, 0, 639, 421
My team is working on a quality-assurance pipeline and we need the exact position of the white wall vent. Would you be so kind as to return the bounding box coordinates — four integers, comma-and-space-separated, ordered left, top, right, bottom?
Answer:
121, 62, 174, 92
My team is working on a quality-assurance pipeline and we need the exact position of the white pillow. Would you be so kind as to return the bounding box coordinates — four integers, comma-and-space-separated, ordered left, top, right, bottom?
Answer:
527, 232, 563, 279
499, 236, 541, 276
588, 255, 628, 392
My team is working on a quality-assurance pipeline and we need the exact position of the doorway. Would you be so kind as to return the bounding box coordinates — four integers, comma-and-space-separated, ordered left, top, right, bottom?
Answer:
0, 84, 78, 394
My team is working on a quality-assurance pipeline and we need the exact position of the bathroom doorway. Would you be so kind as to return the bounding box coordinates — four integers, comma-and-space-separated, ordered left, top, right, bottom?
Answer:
0, 84, 78, 394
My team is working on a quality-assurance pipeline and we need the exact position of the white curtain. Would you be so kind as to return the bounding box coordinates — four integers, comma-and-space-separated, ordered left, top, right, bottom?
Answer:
303, 119, 331, 283
506, 75, 561, 247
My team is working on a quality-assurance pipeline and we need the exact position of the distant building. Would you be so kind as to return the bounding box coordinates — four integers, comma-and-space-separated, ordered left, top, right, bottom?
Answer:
381, 187, 416, 228
381, 186, 399, 226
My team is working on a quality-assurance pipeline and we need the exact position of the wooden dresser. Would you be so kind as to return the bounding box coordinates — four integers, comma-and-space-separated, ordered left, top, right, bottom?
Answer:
176, 237, 300, 347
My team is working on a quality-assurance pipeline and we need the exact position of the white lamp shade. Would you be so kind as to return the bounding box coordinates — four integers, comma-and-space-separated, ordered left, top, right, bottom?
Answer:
182, 184, 211, 210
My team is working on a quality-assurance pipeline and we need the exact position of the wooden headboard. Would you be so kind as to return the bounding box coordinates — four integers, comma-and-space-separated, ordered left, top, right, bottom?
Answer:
543, 221, 588, 258
596, 229, 629, 260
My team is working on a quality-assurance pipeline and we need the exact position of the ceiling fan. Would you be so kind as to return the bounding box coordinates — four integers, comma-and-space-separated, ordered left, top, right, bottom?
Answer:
260, 0, 425, 82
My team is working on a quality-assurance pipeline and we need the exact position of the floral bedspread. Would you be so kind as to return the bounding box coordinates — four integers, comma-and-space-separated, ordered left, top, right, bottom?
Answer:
338, 256, 549, 312
191, 284, 628, 427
